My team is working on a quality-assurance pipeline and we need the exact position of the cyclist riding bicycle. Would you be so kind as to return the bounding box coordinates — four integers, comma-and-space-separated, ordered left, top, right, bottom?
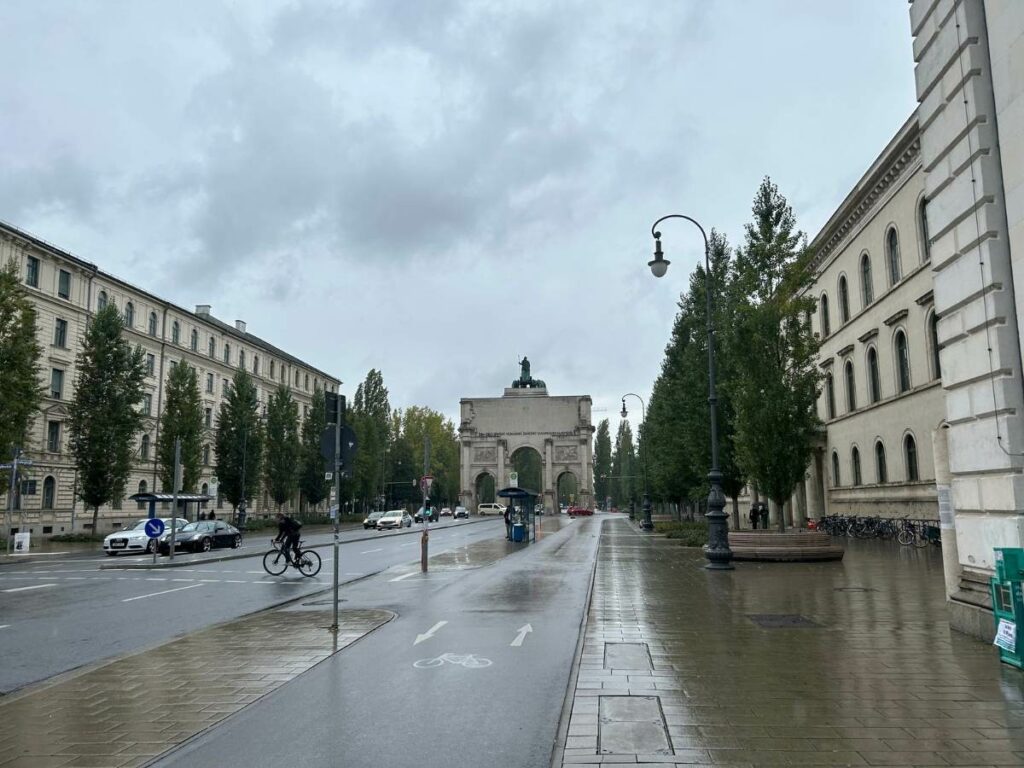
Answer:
274, 512, 302, 563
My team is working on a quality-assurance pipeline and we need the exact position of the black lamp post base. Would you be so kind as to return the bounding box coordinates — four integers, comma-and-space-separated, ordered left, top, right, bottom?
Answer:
703, 550, 735, 570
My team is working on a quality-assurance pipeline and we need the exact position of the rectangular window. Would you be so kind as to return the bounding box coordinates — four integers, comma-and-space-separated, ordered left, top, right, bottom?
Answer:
205, 408, 212, 428
203, 445, 210, 465
147, 354, 155, 375
50, 368, 64, 399
53, 318, 67, 348
58, 269, 71, 299
222, 379, 229, 396
206, 373, 214, 393
47, 421, 61, 452
143, 393, 152, 416
26, 256, 39, 288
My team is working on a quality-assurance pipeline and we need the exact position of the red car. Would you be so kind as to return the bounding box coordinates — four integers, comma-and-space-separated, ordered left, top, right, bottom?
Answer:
567, 506, 593, 517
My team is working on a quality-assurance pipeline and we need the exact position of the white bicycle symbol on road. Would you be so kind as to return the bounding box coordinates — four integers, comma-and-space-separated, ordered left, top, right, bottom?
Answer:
414, 653, 493, 669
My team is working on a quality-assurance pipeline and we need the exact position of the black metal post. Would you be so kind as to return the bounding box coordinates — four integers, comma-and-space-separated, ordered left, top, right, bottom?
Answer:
649, 214, 734, 570
621, 393, 652, 531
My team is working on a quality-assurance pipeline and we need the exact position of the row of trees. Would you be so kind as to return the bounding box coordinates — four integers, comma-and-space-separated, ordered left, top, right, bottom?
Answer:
635, 178, 822, 528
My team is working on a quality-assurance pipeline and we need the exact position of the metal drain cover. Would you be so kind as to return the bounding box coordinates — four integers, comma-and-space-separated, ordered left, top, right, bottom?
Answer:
747, 613, 819, 628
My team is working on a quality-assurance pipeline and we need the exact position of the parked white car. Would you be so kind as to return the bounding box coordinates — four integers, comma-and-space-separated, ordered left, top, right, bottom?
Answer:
103, 517, 188, 556
477, 503, 506, 516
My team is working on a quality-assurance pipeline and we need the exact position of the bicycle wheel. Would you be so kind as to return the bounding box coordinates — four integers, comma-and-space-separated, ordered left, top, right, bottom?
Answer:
296, 550, 322, 577
896, 528, 914, 547
263, 549, 289, 576
414, 656, 445, 668
461, 655, 493, 669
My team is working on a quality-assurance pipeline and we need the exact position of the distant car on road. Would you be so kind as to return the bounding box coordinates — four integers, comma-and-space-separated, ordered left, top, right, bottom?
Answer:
439, 507, 453, 517
363, 511, 385, 529
377, 510, 413, 530
477, 503, 506, 516
158, 520, 242, 555
567, 506, 592, 517
453, 506, 469, 519
103, 517, 189, 556
415, 506, 440, 523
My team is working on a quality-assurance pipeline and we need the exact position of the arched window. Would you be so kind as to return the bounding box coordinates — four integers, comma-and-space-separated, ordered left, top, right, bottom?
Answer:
148, 312, 158, 336
171, 321, 180, 344
124, 302, 134, 328
201, 482, 209, 509
887, 227, 901, 285
819, 293, 831, 336
861, 253, 873, 306
875, 441, 887, 483
845, 360, 856, 412
825, 372, 836, 420
208, 336, 215, 358
831, 451, 841, 486
253, 355, 259, 375
97, 290, 108, 311
190, 329, 198, 352
867, 347, 881, 403
905, 434, 919, 481
137, 479, 147, 509
224, 343, 231, 364
930, 313, 941, 380
42, 476, 56, 510
895, 330, 911, 393
919, 198, 930, 261
852, 447, 862, 486
239, 350, 246, 370
141, 434, 150, 460
838, 276, 850, 323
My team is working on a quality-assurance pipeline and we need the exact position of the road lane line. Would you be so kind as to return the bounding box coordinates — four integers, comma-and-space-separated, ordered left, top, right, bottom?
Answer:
360, 548, 383, 554
0, 625, 9, 629
122, 583, 202, 602
390, 572, 417, 582
2, 583, 58, 593
400, 542, 416, 547
224, 580, 246, 583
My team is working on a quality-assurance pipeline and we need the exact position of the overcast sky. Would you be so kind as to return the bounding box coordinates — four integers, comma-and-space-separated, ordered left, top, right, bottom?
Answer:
2, 1, 917, 435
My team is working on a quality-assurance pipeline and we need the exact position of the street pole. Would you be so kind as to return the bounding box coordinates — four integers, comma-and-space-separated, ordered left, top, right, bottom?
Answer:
5, 447, 19, 555
331, 404, 342, 634
649, 214, 734, 570
168, 438, 181, 563
421, 435, 431, 573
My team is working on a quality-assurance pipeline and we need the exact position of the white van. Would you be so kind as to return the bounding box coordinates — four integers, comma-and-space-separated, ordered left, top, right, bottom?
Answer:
477, 503, 506, 516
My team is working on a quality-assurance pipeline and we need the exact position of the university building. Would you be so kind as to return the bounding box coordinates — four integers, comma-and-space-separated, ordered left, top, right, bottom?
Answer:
1, 220, 341, 536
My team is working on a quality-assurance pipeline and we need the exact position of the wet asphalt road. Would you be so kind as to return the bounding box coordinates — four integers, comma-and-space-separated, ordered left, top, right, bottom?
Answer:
0, 518, 505, 693
153, 517, 603, 768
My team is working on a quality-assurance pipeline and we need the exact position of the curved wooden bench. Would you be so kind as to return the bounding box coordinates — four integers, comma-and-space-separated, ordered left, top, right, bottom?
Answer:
728, 530, 844, 562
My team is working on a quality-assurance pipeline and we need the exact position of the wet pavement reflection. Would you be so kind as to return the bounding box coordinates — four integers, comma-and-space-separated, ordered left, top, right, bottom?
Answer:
559, 516, 1024, 767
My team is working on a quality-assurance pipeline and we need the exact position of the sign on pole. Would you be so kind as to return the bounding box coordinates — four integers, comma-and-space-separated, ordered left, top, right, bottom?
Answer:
509, 471, 519, 488
420, 475, 434, 495
144, 518, 165, 538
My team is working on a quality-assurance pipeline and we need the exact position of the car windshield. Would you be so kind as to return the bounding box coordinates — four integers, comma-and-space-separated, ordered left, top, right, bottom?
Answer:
382, 511, 404, 518
367, 511, 384, 519
129, 520, 150, 530
179, 522, 215, 533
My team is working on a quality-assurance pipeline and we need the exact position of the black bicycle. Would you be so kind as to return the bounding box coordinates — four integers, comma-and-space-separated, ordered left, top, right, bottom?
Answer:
262, 539, 322, 577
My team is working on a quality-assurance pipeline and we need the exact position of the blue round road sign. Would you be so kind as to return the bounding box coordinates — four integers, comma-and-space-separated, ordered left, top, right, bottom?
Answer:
144, 518, 165, 538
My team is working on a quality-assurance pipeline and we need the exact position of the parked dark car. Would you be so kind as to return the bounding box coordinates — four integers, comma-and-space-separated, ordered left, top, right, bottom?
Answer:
414, 506, 439, 523
159, 520, 242, 555
363, 511, 385, 529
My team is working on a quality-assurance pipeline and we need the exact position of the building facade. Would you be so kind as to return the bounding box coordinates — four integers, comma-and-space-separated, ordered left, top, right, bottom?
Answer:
1, 221, 341, 536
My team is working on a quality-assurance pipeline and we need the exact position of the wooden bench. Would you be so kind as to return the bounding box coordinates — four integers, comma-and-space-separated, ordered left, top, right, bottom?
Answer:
727, 530, 844, 562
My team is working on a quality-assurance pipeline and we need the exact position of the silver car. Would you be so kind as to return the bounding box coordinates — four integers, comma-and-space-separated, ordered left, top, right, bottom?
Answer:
103, 517, 188, 556
376, 509, 413, 530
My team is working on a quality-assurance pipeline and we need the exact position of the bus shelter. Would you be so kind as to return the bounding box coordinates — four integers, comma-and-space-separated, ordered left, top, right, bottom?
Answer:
128, 493, 212, 522
497, 486, 539, 543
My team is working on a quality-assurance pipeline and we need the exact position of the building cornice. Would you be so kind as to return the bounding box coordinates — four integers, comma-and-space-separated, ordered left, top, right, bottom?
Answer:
837, 344, 855, 357
857, 328, 879, 344
916, 289, 934, 306
884, 309, 909, 327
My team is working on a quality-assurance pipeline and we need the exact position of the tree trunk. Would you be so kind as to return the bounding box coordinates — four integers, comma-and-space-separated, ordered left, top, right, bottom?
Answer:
731, 495, 740, 530
774, 497, 786, 533
90, 504, 99, 533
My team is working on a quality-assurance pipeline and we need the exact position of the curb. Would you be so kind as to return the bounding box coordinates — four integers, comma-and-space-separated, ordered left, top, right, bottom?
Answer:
99, 516, 496, 570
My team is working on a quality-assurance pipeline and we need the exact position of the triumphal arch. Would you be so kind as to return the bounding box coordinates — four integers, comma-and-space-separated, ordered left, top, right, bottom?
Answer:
458, 359, 595, 513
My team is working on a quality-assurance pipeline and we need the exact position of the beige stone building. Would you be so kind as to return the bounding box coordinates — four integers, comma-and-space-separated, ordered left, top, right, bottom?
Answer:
1, 221, 341, 536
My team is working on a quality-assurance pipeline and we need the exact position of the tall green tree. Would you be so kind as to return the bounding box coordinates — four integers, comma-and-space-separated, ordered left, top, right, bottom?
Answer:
351, 369, 391, 511
0, 260, 42, 469
156, 362, 203, 493
731, 178, 822, 529
298, 385, 329, 512
400, 406, 459, 506
214, 369, 263, 516
264, 384, 300, 509
610, 420, 636, 508
68, 304, 147, 529
593, 419, 612, 507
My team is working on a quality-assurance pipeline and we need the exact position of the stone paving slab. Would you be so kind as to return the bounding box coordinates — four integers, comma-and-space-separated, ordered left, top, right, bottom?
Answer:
555, 517, 1024, 768
0, 607, 392, 767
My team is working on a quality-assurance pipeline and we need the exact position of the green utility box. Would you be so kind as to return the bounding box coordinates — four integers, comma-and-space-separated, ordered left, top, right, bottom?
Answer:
990, 548, 1024, 668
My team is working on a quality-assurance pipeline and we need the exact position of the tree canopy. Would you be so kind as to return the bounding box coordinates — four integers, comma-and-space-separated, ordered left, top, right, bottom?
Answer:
0, 260, 42, 468
156, 362, 203, 493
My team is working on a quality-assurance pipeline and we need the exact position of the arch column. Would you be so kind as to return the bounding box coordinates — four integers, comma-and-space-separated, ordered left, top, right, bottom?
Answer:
496, 440, 506, 489
544, 439, 555, 512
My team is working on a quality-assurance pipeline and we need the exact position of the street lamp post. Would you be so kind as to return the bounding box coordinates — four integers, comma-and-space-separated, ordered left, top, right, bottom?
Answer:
620, 394, 652, 531
647, 214, 734, 570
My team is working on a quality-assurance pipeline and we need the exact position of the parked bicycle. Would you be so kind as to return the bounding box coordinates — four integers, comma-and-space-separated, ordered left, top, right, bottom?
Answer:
262, 539, 322, 577
817, 514, 939, 548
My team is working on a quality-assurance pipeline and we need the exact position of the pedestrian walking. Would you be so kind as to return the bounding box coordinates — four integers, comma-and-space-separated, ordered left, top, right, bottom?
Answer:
749, 505, 758, 530
759, 503, 769, 530
504, 505, 512, 540
199, 511, 207, 521
208, 510, 216, 521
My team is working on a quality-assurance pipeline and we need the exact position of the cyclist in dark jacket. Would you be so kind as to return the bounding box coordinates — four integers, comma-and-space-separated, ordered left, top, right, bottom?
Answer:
275, 513, 302, 562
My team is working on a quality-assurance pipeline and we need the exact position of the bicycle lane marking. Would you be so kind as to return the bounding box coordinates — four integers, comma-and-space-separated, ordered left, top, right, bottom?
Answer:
122, 583, 203, 602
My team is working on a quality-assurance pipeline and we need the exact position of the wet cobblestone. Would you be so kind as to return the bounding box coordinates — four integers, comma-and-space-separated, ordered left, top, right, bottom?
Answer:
558, 517, 1024, 767
0, 608, 391, 767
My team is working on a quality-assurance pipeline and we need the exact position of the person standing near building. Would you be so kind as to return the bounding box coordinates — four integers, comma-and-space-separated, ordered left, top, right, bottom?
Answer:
504, 505, 512, 540
749, 505, 759, 530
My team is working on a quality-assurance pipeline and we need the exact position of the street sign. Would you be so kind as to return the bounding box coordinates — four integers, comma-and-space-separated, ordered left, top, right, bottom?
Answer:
209, 476, 219, 499
144, 518, 165, 538
420, 475, 434, 494
509, 471, 519, 488
325, 471, 333, 481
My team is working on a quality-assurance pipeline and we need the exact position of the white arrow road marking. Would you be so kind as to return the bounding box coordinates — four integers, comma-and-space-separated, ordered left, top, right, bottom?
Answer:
390, 572, 418, 582
414, 621, 448, 645
510, 623, 533, 647
122, 583, 202, 602
3, 583, 57, 593
0, 625, 10, 629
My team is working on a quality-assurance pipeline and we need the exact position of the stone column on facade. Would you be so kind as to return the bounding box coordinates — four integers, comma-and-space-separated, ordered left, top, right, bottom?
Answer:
580, 441, 591, 509
544, 439, 555, 513
496, 440, 506, 490
795, 480, 808, 530
805, 452, 824, 524
933, 426, 962, 601
460, 441, 472, 511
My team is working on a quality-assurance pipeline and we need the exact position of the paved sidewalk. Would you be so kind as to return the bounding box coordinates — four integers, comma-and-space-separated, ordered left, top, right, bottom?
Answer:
556, 516, 1024, 767
0, 606, 391, 767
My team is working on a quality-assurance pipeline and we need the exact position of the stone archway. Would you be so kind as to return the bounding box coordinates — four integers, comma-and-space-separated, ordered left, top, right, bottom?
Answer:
474, 471, 496, 505
458, 362, 595, 514
510, 447, 543, 493
556, 470, 579, 508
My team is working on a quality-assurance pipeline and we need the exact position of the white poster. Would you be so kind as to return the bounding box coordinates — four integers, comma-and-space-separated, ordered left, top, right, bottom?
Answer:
995, 618, 1017, 652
